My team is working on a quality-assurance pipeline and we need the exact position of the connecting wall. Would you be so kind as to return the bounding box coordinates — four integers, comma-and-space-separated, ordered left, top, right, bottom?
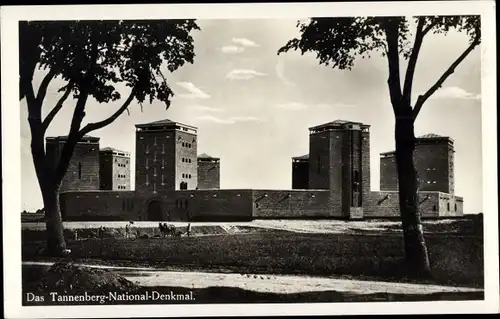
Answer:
56, 119, 464, 222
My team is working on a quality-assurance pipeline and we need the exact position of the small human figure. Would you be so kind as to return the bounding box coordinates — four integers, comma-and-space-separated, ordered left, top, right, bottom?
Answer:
186, 223, 192, 237
74, 230, 79, 241
125, 222, 131, 239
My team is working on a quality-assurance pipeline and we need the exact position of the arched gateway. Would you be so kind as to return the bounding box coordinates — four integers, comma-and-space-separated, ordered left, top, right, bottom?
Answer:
147, 200, 163, 221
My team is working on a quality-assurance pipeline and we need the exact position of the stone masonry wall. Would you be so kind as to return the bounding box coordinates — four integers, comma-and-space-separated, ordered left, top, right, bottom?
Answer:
197, 160, 220, 189
113, 155, 131, 191
380, 155, 398, 191
438, 193, 464, 217
291, 161, 309, 189
164, 190, 253, 221
308, 130, 331, 190
415, 142, 450, 193
60, 189, 254, 222
135, 130, 176, 192
365, 191, 463, 218
57, 142, 100, 193
251, 189, 339, 218
361, 131, 371, 212
99, 153, 113, 190
380, 141, 452, 193
175, 130, 198, 190
60, 191, 139, 221
448, 145, 455, 195
61, 188, 463, 222
364, 191, 440, 218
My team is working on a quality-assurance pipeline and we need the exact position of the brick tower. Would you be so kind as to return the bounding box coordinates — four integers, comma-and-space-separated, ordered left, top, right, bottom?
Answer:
291, 154, 309, 189
135, 119, 198, 193
379, 133, 455, 194
415, 134, 455, 193
380, 151, 397, 191
197, 153, 220, 189
45, 135, 100, 193
99, 147, 131, 191
308, 120, 370, 219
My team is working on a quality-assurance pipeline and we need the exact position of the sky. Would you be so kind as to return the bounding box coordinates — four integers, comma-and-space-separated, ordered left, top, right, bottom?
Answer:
20, 18, 482, 213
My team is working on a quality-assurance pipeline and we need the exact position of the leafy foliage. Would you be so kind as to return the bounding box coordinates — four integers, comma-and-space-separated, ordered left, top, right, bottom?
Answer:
278, 16, 480, 69
20, 19, 200, 108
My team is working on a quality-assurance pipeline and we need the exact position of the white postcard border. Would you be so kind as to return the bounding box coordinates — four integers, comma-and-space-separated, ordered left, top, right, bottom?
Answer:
1, 1, 498, 317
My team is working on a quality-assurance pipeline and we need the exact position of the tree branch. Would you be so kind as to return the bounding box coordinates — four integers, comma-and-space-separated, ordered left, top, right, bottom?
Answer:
26, 89, 48, 190
78, 89, 136, 137
36, 69, 57, 106
51, 90, 89, 187
402, 17, 426, 103
422, 20, 439, 35
413, 36, 480, 118
52, 40, 100, 186
41, 81, 75, 133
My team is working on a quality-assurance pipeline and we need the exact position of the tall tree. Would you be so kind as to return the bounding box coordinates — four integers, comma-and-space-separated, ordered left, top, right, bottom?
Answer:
19, 20, 200, 256
278, 16, 480, 276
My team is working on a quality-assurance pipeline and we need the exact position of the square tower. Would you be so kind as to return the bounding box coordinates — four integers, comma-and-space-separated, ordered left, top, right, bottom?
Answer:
291, 154, 309, 189
99, 147, 131, 191
45, 135, 100, 193
379, 134, 455, 194
415, 134, 455, 194
308, 120, 370, 219
380, 151, 398, 191
197, 153, 220, 189
135, 119, 198, 193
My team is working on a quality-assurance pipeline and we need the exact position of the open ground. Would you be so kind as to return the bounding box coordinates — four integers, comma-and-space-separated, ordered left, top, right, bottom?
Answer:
22, 217, 484, 304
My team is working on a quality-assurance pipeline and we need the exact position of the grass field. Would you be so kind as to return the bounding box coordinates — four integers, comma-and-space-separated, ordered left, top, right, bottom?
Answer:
23, 230, 483, 288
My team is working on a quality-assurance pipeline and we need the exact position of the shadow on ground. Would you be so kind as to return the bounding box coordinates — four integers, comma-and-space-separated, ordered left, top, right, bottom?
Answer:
22, 264, 484, 305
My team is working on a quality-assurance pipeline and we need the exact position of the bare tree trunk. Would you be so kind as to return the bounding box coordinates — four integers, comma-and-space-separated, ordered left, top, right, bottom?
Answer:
28, 109, 70, 256
42, 183, 67, 255
395, 114, 431, 277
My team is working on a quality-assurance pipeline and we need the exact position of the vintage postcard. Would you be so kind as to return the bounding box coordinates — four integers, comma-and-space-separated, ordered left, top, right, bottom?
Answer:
1, 1, 498, 318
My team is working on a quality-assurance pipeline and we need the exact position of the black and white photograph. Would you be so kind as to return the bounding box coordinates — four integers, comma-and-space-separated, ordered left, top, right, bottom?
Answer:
1, 1, 498, 318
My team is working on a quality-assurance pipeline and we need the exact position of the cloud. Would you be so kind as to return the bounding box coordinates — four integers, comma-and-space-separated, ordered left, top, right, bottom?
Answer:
176, 81, 210, 99
431, 86, 481, 100
221, 45, 245, 54
194, 115, 234, 124
232, 37, 259, 47
275, 60, 296, 86
219, 37, 258, 55
226, 69, 267, 80
275, 102, 308, 110
190, 105, 223, 113
194, 115, 263, 124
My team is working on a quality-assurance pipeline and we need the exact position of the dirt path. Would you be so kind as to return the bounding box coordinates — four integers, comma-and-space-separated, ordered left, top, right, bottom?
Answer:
23, 261, 482, 295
